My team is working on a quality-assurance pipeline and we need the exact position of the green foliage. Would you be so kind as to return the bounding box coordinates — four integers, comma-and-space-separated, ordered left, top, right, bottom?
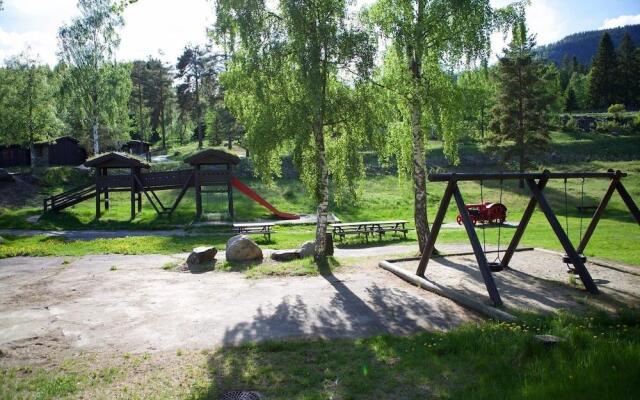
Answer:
608, 103, 626, 120
563, 116, 578, 132
0, 53, 61, 147
616, 32, 639, 108
564, 87, 578, 112
588, 32, 619, 110
489, 22, 552, 175
58, 0, 131, 154
214, 0, 375, 213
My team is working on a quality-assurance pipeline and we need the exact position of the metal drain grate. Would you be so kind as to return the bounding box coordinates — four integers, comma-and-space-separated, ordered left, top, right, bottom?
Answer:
220, 391, 264, 400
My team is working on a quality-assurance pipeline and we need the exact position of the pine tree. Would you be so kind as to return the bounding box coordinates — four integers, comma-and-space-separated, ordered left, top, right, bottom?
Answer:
588, 32, 618, 110
564, 86, 578, 112
489, 22, 551, 188
617, 32, 639, 108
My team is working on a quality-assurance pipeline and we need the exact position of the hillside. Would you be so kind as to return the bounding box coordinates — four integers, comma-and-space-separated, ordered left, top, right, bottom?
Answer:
538, 24, 640, 66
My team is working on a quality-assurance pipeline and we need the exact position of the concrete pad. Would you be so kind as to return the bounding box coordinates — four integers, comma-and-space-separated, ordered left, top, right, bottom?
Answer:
392, 249, 640, 314
0, 254, 477, 355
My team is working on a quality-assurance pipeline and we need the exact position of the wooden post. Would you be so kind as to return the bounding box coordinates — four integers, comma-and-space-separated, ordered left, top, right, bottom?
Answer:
526, 178, 598, 294
136, 168, 142, 212
576, 172, 620, 254
227, 164, 234, 218
130, 168, 136, 220
616, 180, 640, 225
416, 181, 455, 276
95, 167, 101, 219
103, 168, 109, 211
195, 165, 202, 219
500, 176, 549, 268
452, 183, 503, 307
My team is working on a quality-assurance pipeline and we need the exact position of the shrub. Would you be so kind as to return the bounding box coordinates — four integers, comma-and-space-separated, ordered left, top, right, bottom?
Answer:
607, 104, 626, 120
595, 120, 630, 135
563, 116, 578, 132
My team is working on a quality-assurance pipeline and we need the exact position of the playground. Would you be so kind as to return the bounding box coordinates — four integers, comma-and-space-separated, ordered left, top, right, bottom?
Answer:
1, 140, 640, 399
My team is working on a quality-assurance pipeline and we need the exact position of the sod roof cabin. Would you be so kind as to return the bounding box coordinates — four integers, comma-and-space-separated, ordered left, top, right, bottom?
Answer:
84, 152, 151, 169
184, 148, 240, 166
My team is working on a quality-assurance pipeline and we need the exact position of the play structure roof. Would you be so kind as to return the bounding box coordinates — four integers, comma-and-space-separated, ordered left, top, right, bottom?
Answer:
184, 148, 241, 166
84, 152, 150, 169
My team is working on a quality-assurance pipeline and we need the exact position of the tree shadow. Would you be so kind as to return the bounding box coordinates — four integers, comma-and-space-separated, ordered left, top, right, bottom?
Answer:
190, 258, 470, 398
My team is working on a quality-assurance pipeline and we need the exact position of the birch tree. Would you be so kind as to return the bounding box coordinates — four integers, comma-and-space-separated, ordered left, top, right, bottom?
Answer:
58, 0, 128, 154
364, 0, 519, 252
215, 0, 375, 260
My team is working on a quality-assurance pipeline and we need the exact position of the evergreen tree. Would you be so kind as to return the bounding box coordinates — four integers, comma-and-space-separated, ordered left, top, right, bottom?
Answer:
489, 22, 551, 188
564, 86, 578, 112
617, 32, 639, 108
588, 32, 618, 110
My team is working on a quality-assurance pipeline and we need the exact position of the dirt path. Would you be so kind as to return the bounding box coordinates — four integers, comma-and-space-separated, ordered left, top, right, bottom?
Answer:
0, 254, 477, 361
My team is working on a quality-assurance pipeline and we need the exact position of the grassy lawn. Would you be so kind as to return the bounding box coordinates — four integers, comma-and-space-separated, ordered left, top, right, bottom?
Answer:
0, 133, 639, 265
2, 310, 639, 399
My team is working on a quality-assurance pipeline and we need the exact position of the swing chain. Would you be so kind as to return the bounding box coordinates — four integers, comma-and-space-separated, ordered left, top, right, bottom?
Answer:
579, 177, 585, 242
494, 178, 504, 263
480, 179, 487, 253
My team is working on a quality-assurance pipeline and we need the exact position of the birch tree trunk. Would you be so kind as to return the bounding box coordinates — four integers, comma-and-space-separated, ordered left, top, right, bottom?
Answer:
313, 118, 329, 261
411, 95, 429, 253
92, 119, 100, 154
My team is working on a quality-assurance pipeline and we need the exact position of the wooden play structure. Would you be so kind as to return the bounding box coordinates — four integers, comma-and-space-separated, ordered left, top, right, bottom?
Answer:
43, 149, 299, 221
414, 170, 640, 307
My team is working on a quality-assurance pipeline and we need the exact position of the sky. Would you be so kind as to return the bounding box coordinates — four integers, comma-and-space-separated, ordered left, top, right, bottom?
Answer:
0, 0, 639, 66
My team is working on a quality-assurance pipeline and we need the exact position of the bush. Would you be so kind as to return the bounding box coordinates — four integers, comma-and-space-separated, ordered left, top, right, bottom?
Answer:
563, 116, 578, 132
608, 104, 626, 120
36, 167, 91, 188
595, 120, 631, 135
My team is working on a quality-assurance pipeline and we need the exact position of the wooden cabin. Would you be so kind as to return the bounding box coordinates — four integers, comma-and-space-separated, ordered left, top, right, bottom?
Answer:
0, 144, 30, 168
32, 136, 87, 167
121, 140, 151, 161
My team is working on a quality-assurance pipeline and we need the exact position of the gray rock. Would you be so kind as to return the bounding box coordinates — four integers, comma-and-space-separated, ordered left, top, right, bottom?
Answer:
225, 235, 263, 262
534, 334, 564, 346
270, 250, 301, 262
299, 240, 315, 258
186, 246, 217, 265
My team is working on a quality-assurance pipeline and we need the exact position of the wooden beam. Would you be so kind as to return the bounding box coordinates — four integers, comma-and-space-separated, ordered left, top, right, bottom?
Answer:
616, 181, 640, 225
95, 168, 101, 220
576, 173, 620, 254
500, 176, 549, 268
195, 165, 202, 219
452, 183, 503, 306
526, 178, 598, 294
416, 181, 455, 276
167, 171, 195, 216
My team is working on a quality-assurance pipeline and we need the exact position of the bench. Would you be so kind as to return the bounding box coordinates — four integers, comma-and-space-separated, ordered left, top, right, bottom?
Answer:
330, 220, 408, 242
233, 222, 274, 242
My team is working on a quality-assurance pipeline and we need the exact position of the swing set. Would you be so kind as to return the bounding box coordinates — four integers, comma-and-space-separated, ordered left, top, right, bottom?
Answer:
417, 170, 640, 307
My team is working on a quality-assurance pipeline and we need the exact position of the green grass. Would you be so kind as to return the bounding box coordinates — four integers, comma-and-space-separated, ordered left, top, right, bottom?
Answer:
4, 311, 638, 399
0, 228, 315, 259
1, 133, 639, 265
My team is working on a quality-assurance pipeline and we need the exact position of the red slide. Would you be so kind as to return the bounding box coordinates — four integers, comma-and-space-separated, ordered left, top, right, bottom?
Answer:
231, 177, 300, 220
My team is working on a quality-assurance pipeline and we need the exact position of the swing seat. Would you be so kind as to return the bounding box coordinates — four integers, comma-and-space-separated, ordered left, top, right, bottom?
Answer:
487, 261, 504, 272
562, 254, 587, 264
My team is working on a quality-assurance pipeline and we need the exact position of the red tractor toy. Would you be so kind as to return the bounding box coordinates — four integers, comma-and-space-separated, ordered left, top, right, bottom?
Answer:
456, 202, 507, 225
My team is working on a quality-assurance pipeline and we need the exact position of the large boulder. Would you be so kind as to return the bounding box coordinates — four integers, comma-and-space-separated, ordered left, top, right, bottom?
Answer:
270, 250, 301, 262
299, 241, 315, 258
226, 235, 263, 262
186, 246, 217, 265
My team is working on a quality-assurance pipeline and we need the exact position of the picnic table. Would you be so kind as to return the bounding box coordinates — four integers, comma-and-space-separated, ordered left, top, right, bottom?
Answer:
330, 220, 408, 242
233, 222, 275, 242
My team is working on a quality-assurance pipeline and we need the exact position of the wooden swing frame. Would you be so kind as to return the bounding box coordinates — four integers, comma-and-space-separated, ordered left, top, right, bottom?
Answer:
417, 170, 640, 307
